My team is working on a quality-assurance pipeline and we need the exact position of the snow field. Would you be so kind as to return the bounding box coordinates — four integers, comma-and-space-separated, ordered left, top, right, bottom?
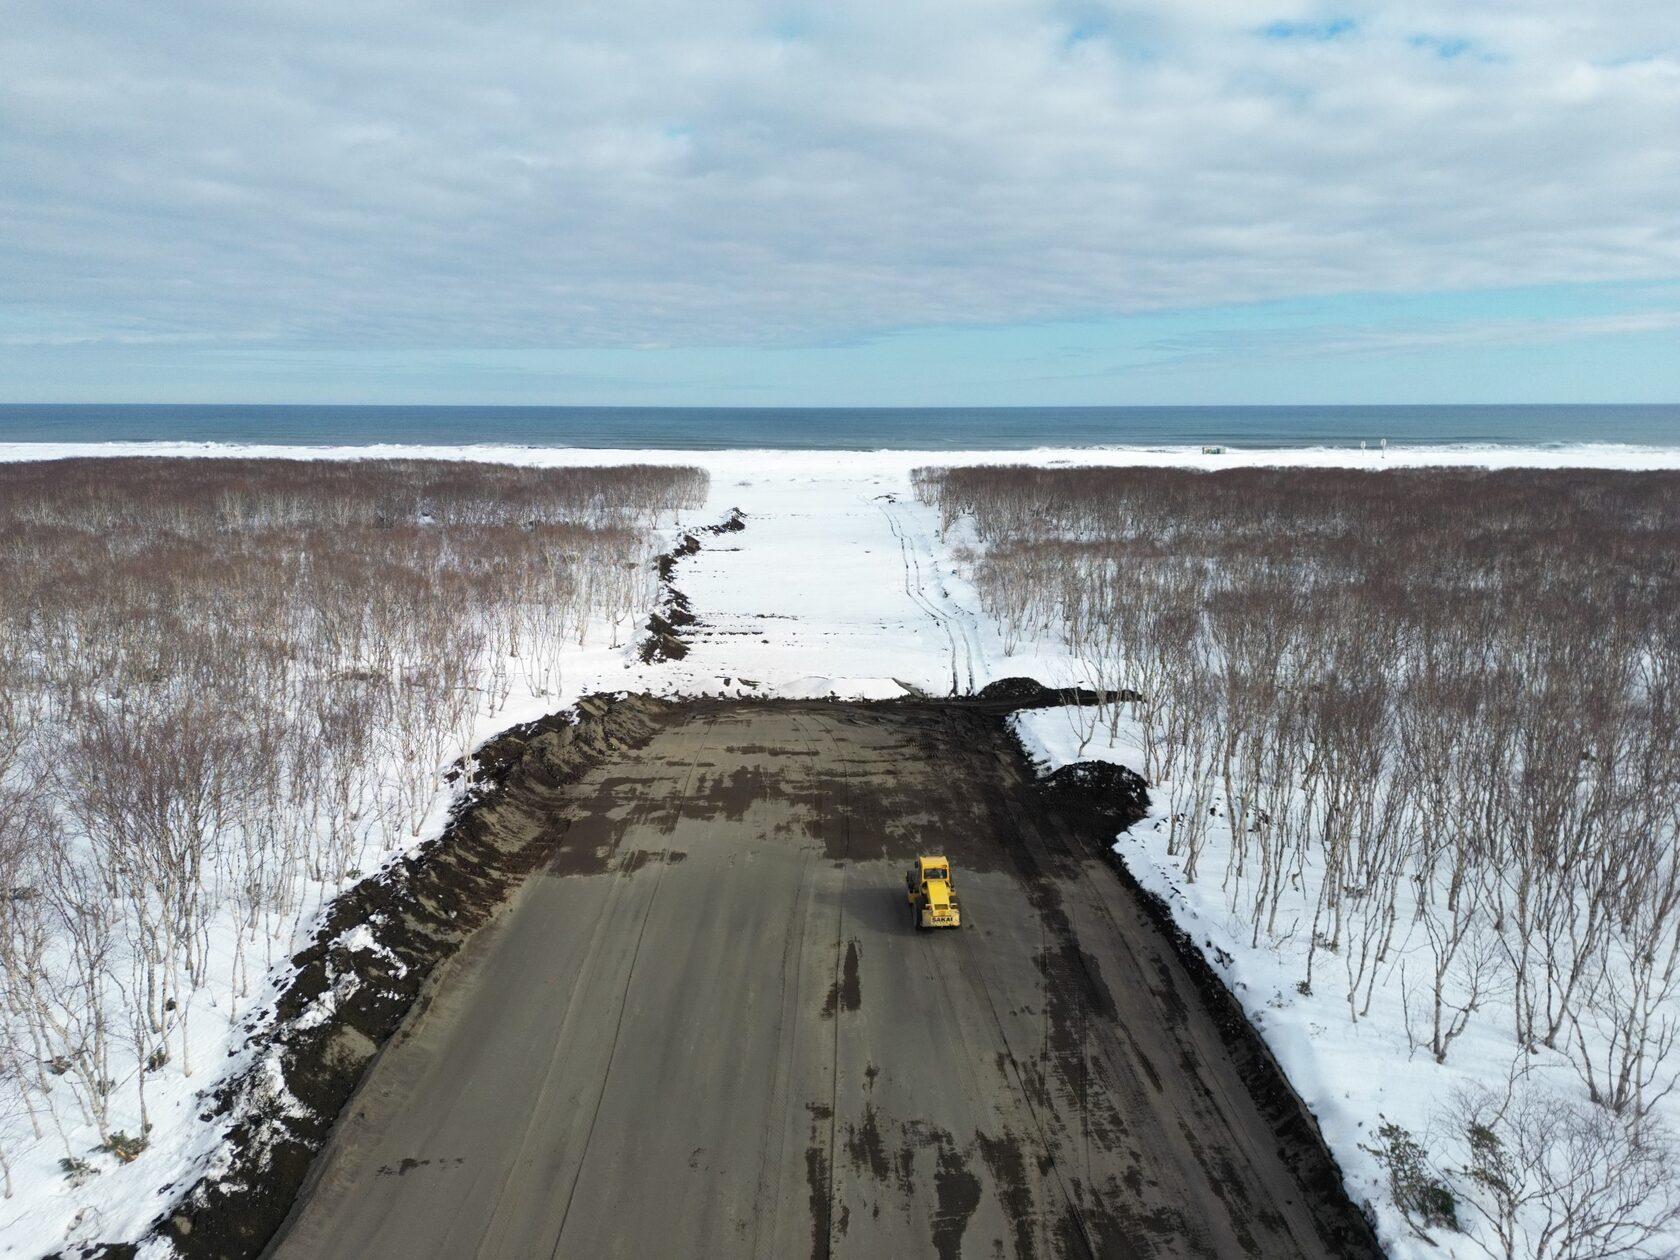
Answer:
4, 439, 1677, 1258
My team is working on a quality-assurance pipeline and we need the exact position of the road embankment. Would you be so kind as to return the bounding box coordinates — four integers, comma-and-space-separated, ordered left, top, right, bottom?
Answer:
261, 700, 1380, 1260
141, 694, 674, 1260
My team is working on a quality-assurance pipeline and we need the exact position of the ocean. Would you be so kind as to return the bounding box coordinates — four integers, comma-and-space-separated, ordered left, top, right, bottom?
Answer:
0, 403, 1677, 450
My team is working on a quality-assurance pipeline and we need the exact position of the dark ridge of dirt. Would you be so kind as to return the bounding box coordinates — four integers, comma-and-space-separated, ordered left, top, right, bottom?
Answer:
708, 506, 747, 533
647, 590, 698, 643
640, 507, 747, 663
104, 693, 675, 1260
640, 600, 694, 662
653, 531, 701, 581
1033, 746, 1385, 1260
973, 676, 1143, 709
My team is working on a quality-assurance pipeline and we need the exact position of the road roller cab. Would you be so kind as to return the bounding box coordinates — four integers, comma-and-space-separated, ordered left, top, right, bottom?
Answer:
906, 855, 962, 929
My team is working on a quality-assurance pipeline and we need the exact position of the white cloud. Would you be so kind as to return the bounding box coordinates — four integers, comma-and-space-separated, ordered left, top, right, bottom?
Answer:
1136, 309, 1680, 366
1, 0, 1676, 350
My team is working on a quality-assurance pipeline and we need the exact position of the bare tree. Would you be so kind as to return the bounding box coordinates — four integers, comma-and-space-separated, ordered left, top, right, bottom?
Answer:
917, 461, 1680, 1169
0, 456, 707, 1179
1449, 1079, 1680, 1260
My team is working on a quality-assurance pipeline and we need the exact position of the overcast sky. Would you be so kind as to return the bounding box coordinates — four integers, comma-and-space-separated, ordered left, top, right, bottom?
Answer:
2, 0, 1677, 404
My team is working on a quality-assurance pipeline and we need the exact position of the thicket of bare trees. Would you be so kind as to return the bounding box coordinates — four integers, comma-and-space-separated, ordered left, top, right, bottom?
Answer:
917, 464, 1680, 1254
0, 457, 705, 1184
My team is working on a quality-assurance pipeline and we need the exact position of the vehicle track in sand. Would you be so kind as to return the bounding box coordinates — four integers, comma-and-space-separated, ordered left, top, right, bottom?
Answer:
267, 701, 1379, 1260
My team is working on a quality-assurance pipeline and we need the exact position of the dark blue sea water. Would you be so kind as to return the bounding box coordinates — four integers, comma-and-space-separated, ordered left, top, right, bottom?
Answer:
1, 404, 1677, 450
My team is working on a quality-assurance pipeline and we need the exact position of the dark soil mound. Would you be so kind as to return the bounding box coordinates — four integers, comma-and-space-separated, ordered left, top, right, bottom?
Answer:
707, 507, 747, 533
974, 676, 1060, 703
641, 508, 746, 662
1035, 759, 1151, 840
973, 677, 1143, 710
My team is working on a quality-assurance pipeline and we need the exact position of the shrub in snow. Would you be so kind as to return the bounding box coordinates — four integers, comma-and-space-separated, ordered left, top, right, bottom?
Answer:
96, 1130, 149, 1163
1448, 1082, 1680, 1260
1359, 1119, 1458, 1240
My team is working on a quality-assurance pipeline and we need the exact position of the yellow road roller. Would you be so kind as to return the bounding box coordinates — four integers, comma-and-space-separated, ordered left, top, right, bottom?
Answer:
906, 855, 962, 930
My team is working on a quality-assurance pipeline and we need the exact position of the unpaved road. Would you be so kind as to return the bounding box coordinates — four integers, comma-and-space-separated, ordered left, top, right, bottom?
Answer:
269, 703, 1370, 1259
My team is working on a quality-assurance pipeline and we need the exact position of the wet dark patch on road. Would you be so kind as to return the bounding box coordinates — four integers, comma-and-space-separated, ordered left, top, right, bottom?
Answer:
617, 848, 688, 876
706, 764, 768, 821
1151, 957, 1191, 1024
805, 1145, 832, 1260
976, 1130, 1037, 1260
931, 1145, 982, 1260
806, 1099, 836, 1258
375, 1156, 464, 1177
1128, 1035, 1164, 1093
840, 940, 862, 1011
822, 939, 862, 1017
844, 1105, 892, 1182
893, 1145, 917, 1198
723, 744, 819, 757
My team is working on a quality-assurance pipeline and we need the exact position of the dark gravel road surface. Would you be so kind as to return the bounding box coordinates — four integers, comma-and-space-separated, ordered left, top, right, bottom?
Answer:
267, 702, 1375, 1259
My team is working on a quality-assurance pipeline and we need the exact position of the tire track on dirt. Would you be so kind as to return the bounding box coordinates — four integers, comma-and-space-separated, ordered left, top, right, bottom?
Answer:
787, 708, 854, 1260
543, 710, 722, 1258
456, 725, 694, 1256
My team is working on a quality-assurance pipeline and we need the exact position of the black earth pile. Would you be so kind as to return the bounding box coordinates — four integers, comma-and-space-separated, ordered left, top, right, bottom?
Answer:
973, 676, 1143, 709
641, 507, 747, 663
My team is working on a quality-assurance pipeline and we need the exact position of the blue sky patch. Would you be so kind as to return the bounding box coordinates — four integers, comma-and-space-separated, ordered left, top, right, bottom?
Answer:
1411, 34, 1478, 60
1260, 17, 1357, 42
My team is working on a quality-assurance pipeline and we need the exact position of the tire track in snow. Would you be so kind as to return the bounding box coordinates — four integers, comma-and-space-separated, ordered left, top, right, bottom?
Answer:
872, 496, 976, 696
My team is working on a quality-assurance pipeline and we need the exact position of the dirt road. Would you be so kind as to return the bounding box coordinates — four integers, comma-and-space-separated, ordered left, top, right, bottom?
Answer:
267, 702, 1374, 1259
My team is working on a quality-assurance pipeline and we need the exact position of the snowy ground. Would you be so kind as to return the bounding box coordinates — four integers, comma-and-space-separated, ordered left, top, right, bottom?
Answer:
3, 439, 1678, 1258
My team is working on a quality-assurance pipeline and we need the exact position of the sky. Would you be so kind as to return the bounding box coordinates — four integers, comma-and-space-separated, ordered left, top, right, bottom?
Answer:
1, 0, 1677, 405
